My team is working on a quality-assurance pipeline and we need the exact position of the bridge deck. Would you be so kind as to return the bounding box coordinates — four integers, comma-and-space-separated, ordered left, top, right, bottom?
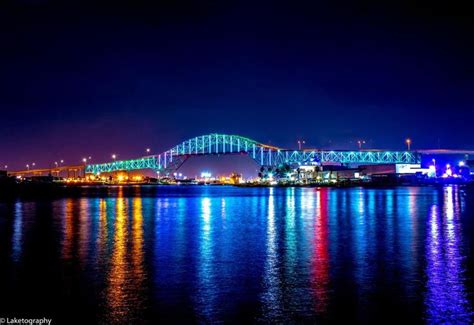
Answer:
9, 165, 85, 177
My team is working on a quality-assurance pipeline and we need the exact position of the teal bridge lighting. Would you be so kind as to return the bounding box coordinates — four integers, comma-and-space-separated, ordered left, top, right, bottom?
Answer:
85, 133, 420, 175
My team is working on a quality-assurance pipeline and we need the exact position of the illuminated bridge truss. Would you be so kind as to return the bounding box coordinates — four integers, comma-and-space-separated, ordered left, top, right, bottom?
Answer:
85, 133, 420, 175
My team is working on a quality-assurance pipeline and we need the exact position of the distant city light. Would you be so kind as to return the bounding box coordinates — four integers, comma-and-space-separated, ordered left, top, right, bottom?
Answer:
428, 165, 436, 178
459, 161, 465, 167
201, 171, 212, 178
443, 163, 453, 178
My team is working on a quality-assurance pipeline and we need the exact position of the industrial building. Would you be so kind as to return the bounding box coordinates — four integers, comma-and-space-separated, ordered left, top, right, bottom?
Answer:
287, 163, 429, 183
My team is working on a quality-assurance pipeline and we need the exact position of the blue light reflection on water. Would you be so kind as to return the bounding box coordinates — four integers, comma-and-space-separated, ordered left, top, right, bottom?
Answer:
1, 185, 473, 323
425, 186, 472, 323
12, 201, 23, 262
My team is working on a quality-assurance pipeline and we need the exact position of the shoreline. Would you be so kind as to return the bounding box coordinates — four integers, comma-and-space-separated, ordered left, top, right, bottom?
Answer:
1, 180, 472, 199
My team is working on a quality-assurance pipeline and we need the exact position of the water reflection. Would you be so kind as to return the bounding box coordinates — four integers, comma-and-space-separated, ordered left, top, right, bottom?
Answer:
79, 199, 90, 265
261, 187, 282, 319
62, 199, 74, 260
105, 188, 147, 324
312, 189, 329, 314
97, 199, 108, 262
107, 195, 128, 321
196, 197, 216, 321
384, 190, 395, 264
352, 190, 372, 305
2, 185, 473, 323
400, 188, 419, 300
132, 198, 145, 280
12, 201, 23, 262
425, 186, 472, 323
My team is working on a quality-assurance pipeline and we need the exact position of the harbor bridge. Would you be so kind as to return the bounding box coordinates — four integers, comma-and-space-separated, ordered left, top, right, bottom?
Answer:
85, 133, 420, 175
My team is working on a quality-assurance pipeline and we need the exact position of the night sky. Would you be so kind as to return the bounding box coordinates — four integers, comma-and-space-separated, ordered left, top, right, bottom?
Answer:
1, 1, 473, 174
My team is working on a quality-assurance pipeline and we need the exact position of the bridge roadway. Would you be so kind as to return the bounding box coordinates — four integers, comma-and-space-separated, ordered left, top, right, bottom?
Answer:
9, 165, 85, 178
85, 133, 422, 175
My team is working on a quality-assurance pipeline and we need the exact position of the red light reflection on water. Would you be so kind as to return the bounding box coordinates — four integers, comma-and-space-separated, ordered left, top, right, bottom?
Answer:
311, 188, 330, 314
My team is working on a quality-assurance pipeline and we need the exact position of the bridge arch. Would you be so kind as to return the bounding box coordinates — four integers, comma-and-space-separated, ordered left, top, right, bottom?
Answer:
85, 134, 280, 175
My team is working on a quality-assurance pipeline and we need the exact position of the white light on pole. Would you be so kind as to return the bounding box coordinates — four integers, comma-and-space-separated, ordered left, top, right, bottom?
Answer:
297, 140, 305, 150
357, 140, 366, 150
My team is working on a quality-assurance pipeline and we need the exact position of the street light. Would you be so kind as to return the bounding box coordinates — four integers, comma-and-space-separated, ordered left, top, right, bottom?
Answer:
405, 138, 412, 151
112, 154, 117, 161
4, 165, 7, 170
357, 140, 366, 150
26, 164, 30, 171
297, 140, 305, 150
146, 148, 151, 154
82, 158, 87, 163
